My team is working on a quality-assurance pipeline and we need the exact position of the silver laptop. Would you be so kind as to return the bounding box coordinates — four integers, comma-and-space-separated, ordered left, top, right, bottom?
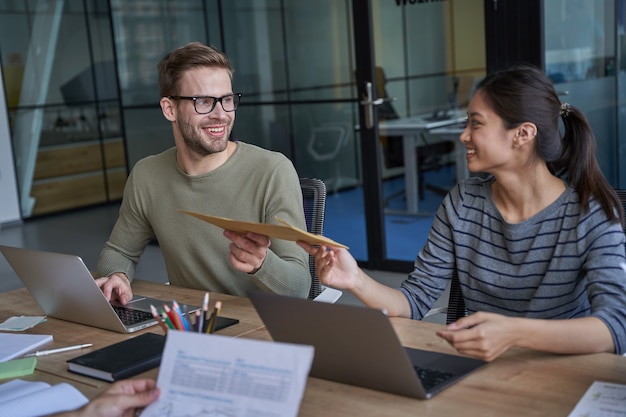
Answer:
0, 245, 197, 333
249, 291, 487, 399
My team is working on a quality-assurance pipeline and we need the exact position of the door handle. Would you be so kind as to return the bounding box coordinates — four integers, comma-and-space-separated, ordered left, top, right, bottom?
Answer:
360, 82, 395, 129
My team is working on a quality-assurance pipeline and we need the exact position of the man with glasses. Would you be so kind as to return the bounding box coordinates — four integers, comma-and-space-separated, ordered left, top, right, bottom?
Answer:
95, 42, 310, 302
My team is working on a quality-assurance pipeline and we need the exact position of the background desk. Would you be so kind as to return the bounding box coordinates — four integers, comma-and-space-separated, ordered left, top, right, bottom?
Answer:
379, 111, 467, 215
2, 281, 626, 416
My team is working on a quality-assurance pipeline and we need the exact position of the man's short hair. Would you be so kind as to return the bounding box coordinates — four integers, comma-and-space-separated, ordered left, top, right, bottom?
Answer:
157, 42, 233, 97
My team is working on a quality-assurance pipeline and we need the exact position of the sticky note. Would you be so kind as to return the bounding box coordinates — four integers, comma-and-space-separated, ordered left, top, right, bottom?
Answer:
0, 357, 37, 380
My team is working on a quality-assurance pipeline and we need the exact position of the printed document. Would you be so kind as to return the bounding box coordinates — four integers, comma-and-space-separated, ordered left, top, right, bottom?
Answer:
567, 381, 626, 417
141, 330, 314, 417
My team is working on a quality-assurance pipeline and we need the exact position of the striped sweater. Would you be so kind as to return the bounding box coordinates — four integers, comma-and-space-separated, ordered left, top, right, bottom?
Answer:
400, 176, 626, 354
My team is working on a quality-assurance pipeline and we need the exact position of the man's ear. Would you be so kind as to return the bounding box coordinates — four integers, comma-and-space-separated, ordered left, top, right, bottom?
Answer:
160, 97, 176, 122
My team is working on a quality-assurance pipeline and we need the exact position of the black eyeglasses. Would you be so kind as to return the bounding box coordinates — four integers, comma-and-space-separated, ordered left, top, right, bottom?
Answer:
167, 93, 242, 114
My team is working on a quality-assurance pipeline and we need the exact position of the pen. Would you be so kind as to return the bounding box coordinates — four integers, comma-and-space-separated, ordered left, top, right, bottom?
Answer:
197, 292, 208, 333
193, 310, 201, 332
24, 343, 93, 357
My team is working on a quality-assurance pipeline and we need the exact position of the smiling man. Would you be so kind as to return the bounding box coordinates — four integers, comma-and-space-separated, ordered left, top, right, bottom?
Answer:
95, 42, 310, 301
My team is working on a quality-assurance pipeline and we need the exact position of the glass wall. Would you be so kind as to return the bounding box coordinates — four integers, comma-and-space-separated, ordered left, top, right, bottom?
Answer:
373, 0, 486, 262
544, 0, 619, 184
1, 0, 624, 268
108, 0, 361, 185
618, 1, 626, 186
0, 0, 124, 217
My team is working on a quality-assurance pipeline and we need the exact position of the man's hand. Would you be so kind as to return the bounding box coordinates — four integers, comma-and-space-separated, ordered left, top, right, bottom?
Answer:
223, 230, 271, 274
95, 272, 133, 305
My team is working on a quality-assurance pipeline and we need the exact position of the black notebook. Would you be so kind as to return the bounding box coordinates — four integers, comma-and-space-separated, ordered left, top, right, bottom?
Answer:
67, 333, 165, 382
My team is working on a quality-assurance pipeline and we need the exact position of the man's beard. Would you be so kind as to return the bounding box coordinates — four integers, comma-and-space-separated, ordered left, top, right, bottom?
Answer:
181, 126, 229, 156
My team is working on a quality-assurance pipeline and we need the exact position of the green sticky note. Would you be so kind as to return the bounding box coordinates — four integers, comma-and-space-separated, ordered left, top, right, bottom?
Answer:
0, 357, 37, 379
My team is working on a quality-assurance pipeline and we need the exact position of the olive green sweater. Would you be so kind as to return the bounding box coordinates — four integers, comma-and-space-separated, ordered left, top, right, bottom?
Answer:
97, 142, 310, 298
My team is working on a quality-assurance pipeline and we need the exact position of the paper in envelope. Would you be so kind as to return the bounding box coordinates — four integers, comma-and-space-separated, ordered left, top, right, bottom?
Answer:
179, 210, 349, 249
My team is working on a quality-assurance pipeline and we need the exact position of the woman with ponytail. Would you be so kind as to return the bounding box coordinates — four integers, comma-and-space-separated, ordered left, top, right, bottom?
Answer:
299, 65, 626, 361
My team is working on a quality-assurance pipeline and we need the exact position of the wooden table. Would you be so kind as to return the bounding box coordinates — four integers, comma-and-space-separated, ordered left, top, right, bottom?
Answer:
2, 280, 626, 416
1, 280, 265, 399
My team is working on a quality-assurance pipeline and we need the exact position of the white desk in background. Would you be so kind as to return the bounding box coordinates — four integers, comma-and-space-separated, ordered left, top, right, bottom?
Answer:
378, 109, 467, 215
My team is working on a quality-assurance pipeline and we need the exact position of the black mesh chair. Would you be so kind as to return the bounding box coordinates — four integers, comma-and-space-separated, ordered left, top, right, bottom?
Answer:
446, 271, 467, 324
423, 270, 467, 324
300, 178, 342, 302
614, 189, 626, 232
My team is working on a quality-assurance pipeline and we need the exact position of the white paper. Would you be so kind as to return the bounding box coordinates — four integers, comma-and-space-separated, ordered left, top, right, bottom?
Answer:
141, 330, 314, 417
567, 381, 626, 417
0, 379, 88, 417
0, 333, 53, 362
0, 316, 46, 331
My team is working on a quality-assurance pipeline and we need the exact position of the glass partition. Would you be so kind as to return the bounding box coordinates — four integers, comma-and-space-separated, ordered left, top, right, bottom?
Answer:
0, 0, 123, 217
544, 0, 618, 185
372, 0, 486, 262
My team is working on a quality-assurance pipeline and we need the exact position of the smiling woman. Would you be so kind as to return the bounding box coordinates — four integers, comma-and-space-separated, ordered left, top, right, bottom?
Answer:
299, 64, 626, 362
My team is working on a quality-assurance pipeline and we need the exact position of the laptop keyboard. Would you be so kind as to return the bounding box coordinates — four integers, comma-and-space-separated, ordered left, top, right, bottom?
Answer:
112, 305, 154, 326
413, 366, 456, 391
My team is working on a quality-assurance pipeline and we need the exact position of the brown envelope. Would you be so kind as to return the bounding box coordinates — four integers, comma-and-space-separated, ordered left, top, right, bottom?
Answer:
179, 210, 349, 249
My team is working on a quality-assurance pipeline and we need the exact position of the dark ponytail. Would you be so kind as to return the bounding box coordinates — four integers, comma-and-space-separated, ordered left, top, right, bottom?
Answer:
556, 105, 622, 225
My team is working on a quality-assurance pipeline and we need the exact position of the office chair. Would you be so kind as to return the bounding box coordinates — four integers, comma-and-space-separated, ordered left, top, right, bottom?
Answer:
445, 271, 467, 324
300, 178, 343, 303
423, 270, 467, 324
614, 189, 626, 232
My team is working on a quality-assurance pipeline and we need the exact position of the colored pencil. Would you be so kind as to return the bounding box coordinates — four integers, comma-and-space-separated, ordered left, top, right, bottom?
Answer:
150, 304, 169, 334
163, 304, 182, 330
172, 300, 190, 331
205, 301, 222, 334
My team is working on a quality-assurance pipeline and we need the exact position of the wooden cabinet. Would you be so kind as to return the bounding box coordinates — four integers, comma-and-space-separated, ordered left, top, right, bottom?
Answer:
30, 139, 127, 215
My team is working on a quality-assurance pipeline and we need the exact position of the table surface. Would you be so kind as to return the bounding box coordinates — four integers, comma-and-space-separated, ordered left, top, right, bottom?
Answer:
2, 280, 626, 417
378, 109, 467, 135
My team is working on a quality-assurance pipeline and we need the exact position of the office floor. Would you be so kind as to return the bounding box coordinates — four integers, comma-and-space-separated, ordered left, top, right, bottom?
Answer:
0, 201, 448, 323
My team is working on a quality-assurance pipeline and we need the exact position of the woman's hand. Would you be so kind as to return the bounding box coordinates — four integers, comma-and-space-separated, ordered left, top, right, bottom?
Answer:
296, 242, 359, 290
436, 312, 521, 361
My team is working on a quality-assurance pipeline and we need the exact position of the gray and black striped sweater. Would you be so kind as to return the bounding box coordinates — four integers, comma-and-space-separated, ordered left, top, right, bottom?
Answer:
401, 176, 626, 354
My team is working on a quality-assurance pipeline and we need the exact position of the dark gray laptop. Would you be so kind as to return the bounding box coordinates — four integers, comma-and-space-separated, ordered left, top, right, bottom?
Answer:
0, 245, 197, 333
249, 291, 487, 399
